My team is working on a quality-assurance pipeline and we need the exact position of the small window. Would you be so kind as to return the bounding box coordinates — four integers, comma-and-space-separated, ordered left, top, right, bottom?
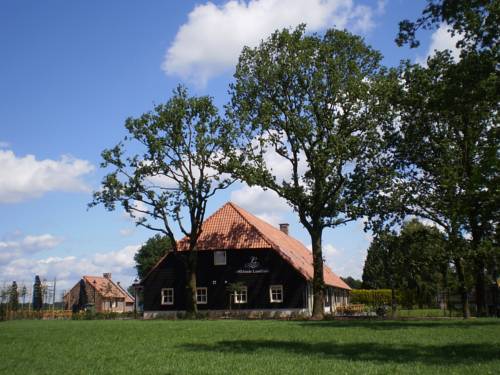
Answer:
196, 287, 207, 304
270, 285, 283, 303
161, 288, 174, 305
214, 251, 227, 265
233, 286, 247, 304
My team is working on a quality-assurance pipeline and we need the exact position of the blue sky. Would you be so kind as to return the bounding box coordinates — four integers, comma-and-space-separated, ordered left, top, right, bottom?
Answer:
0, 0, 458, 295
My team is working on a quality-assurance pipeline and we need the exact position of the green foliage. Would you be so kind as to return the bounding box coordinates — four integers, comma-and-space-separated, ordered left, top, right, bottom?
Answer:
91, 85, 234, 247
227, 24, 398, 317
362, 220, 448, 307
8, 281, 19, 311
350, 289, 393, 306
341, 277, 363, 289
32, 275, 43, 311
396, 0, 499, 53
391, 48, 499, 315
135, 234, 173, 279
90, 85, 236, 315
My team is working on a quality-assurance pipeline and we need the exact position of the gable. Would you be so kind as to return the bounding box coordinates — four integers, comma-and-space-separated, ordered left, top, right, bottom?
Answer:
144, 202, 350, 290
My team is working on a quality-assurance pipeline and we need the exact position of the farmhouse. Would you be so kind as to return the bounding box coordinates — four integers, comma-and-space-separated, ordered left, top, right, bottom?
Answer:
141, 202, 350, 318
64, 273, 135, 313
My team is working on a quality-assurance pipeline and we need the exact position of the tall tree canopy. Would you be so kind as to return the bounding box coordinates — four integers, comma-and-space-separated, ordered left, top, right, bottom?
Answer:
135, 235, 173, 280
9, 281, 19, 311
32, 275, 43, 311
91, 86, 235, 316
392, 0, 499, 317
226, 25, 398, 318
363, 220, 448, 308
396, 0, 499, 53
398, 49, 498, 316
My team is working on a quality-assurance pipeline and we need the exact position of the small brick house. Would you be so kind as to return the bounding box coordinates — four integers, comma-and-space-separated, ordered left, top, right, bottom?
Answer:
141, 202, 350, 318
64, 273, 135, 313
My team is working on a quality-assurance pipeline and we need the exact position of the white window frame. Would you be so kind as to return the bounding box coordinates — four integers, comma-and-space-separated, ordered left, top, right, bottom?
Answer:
196, 287, 208, 304
214, 251, 227, 265
161, 288, 174, 305
233, 286, 247, 304
269, 285, 283, 303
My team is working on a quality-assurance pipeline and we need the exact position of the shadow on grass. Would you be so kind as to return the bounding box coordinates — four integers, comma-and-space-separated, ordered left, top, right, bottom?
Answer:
298, 319, 500, 330
179, 340, 500, 365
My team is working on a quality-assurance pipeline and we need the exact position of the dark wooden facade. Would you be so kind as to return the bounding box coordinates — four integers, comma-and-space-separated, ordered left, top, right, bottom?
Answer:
142, 249, 309, 312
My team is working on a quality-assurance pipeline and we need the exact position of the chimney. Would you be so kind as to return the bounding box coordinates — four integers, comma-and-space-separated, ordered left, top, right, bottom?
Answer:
103, 273, 112, 279
279, 223, 289, 235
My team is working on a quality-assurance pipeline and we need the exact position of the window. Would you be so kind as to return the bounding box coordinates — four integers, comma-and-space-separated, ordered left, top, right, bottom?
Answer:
161, 288, 174, 305
233, 286, 247, 304
196, 287, 207, 304
269, 285, 283, 303
214, 251, 227, 265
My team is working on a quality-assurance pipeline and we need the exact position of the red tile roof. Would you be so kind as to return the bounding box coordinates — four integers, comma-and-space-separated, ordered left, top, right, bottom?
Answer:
172, 202, 349, 290
83, 276, 135, 303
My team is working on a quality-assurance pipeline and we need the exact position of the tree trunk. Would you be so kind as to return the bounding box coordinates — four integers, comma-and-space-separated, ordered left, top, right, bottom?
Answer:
185, 250, 198, 318
310, 229, 325, 320
391, 286, 397, 319
468, 213, 488, 317
475, 257, 487, 317
492, 260, 500, 317
454, 257, 470, 319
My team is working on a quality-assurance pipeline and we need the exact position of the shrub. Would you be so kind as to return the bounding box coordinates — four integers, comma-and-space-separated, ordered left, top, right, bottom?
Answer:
350, 289, 394, 306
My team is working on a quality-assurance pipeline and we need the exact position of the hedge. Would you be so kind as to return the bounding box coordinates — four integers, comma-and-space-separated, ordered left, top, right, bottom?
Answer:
350, 289, 395, 306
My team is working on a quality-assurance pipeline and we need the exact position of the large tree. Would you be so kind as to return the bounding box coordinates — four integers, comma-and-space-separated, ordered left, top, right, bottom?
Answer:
226, 26, 398, 318
391, 50, 499, 317
394, 0, 499, 317
135, 234, 173, 279
91, 86, 234, 317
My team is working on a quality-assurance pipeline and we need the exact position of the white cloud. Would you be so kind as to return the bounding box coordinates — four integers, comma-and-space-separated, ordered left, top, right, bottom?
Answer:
0, 233, 63, 265
0, 244, 141, 297
230, 184, 291, 226
0, 150, 94, 203
416, 24, 461, 65
119, 227, 136, 237
323, 242, 366, 279
163, 0, 380, 85
306, 241, 365, 279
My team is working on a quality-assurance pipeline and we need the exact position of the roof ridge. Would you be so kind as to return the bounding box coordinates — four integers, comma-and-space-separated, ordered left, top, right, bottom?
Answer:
177, 202, 235, 247
227, 201, 278, 250
112, 279, 135, 301
142, 202, 238, 282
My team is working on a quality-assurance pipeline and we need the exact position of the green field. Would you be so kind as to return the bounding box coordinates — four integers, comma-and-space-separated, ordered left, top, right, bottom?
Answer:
1, 319, 499, 374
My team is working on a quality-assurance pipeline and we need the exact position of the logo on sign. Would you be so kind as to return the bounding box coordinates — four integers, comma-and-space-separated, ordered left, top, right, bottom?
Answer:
237, 256, 269, 274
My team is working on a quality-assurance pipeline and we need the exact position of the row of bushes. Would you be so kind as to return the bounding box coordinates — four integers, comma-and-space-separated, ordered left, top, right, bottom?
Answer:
149, 310, 312, 320
350, 289, 394, 306
71, 311, 136, 320
0, 308, 73, 321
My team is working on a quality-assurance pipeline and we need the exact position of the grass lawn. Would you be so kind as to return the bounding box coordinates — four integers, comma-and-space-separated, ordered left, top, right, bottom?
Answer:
1, 319, 499, 374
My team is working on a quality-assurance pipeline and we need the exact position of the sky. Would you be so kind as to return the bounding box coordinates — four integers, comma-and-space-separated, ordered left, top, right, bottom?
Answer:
0, 0, 460, 297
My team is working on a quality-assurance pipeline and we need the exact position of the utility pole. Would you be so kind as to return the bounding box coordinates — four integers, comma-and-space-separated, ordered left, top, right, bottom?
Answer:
52, 278, 56, 318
